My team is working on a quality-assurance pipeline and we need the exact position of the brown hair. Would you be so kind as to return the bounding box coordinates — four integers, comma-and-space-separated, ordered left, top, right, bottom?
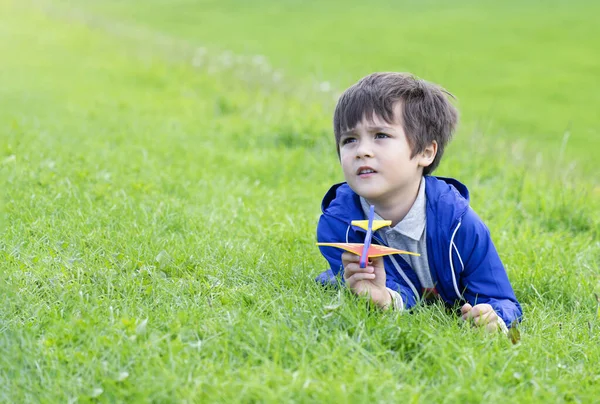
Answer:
333, 72, 458, 175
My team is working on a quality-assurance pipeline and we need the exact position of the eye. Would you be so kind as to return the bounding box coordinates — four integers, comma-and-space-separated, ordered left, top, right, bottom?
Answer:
375, 132, 389, 139
341, 137, 356, 145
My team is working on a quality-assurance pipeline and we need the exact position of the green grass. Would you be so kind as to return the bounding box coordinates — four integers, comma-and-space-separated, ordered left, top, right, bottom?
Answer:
50, 0, 600, 169
1, 0, 599, 402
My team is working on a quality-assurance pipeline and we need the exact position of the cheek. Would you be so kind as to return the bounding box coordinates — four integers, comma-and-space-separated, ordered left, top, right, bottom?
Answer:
339, 153, 353, 170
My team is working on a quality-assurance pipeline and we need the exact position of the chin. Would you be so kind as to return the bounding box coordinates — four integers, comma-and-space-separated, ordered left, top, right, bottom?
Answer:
348, 181, 383, 199
356, 189, 384, 202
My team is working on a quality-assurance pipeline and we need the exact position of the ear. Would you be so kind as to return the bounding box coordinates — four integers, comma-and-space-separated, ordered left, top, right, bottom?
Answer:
417, 141, 438, 168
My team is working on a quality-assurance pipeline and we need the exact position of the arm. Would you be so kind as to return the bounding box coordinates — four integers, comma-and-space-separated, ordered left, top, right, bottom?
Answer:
315, 215, 346, 286
342, 253, 391, 309
455, 209, 522, 327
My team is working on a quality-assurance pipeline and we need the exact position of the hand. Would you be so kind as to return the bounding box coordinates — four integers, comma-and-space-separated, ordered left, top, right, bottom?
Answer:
461, 303, 500, 333
342, 252, 391, 309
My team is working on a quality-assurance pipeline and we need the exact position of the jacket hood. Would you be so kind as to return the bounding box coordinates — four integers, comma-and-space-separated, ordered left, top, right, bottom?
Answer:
321, 176, 470, 227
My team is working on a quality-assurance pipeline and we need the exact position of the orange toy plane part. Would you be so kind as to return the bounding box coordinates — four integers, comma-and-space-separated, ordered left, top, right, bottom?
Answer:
316, 242, 420, 258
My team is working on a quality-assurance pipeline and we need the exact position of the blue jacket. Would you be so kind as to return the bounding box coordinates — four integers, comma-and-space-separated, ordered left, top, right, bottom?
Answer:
316, 176, 522, 327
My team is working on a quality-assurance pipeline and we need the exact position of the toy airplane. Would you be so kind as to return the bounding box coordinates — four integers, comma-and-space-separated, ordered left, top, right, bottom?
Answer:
317, 205, 420, 268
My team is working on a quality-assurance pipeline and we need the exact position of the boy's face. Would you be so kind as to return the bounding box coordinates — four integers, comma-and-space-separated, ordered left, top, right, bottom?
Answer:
338, 105, 435, 205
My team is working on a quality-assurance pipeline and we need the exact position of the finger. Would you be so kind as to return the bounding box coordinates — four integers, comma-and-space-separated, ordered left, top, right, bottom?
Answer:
461, 303, 473, 320
341, 252, 358, 262
466, 307, 481, 319
344, 263, 375, 276
473, 304, 493, 315
473, 311, 495, 326
468, 304, 491, 319
346, 272, 377, 286
341, 252, 360, 266
343, 265, 373, 281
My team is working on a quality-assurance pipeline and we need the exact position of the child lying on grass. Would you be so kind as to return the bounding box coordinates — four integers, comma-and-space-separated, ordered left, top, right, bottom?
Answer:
316, 72, 522, 332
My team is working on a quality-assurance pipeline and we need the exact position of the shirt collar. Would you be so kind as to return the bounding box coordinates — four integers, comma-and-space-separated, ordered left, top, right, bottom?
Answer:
360, 177, 426, 241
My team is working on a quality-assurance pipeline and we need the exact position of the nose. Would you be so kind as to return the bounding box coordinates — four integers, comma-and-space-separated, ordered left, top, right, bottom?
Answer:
355, 138, 374, 158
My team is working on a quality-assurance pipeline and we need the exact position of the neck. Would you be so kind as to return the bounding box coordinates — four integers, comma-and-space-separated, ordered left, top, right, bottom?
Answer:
367, 177, 422, 227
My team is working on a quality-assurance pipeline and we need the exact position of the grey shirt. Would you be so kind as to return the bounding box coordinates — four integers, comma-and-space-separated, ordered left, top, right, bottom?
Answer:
360, 177, 434, 289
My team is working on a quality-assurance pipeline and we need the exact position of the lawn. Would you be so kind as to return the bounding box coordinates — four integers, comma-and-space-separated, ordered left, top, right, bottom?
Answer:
1, 0, 599, 402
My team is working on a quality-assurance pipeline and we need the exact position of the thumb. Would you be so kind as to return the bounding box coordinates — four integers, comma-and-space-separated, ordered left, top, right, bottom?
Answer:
371, 256, 384, 268
370, 256, 387, 286
370, 256, 385, 276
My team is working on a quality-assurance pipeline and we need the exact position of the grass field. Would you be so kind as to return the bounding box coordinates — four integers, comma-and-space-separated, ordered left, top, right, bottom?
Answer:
1, 0, 599, 402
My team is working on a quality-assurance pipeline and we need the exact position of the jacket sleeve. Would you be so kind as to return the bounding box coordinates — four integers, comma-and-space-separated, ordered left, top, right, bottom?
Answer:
315, 215, 345, 284
385, 279, 419, 310
455, 208, 522, 326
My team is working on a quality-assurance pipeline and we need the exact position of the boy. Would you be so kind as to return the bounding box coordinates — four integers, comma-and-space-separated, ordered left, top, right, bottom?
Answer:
316, 72, 521, 332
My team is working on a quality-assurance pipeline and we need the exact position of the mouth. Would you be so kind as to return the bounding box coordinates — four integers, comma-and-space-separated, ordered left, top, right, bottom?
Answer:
356, 166, 377, 176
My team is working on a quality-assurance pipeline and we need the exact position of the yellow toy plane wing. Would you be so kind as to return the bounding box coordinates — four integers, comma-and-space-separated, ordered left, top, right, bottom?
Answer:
351, 219, 391, 231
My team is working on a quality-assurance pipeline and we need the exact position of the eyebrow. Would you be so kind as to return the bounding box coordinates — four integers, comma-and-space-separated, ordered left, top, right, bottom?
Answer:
340, 126, 396, 137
